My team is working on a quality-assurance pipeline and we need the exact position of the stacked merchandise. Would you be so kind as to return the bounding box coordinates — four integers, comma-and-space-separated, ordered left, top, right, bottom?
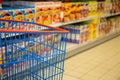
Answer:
2, 1, 62, 25
62, 0, 120, 23
0, 7, 35, 23
61, 16, 120, 44
35, 2, 62, 25
61, 21, 97, 44
61, 25, 80, 44
1, 0, 120, 25
97, 16, 120, 37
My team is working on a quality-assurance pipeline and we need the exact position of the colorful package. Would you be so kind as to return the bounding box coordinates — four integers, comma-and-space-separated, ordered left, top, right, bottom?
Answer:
63, 2, 71, 22
76, 2, 82, 20
35, 2, 53, 25
0, 8, 13, 29
81, 2, 89, 18
0, 8, 13, 20
52, 1, 62, 24
69, 2, 76, 21
13, 8, 24, 21
24, 7, 35, 22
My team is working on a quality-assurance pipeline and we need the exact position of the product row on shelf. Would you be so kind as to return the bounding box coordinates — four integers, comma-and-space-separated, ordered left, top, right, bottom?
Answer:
61, 16, 120, 44
0, 0, 120, 26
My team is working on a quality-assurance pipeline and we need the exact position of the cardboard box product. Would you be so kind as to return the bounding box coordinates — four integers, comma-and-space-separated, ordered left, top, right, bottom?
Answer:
69, 2, 76, 21
0, 8, 13, 29
88, 1, 97, 17
63, 2, 71, 22
52, 1, 62, 24
24, 7, 35, 22
13, 8, 24, 21
36, 2, 53, 25
0, 9, 13, 20
76, 2, 82, 20
81, 2, 89, 18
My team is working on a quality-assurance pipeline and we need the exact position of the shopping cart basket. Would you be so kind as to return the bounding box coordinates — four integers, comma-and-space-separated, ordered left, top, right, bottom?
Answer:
0, 19, 68, 80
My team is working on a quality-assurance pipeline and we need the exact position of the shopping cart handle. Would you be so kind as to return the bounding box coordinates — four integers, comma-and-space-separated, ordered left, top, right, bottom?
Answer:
0, 19, 69, 33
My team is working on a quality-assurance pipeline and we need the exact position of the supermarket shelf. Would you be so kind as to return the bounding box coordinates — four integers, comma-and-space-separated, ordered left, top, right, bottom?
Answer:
50, 12, 120, 27
66, 30, 120, 58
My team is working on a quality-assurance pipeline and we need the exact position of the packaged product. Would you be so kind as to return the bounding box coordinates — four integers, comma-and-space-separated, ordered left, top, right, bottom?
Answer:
89, 1, 97, 17
35, 2, 53, 25
104, 2, 111, 14
63, 2, 71, 22
69, 2, 76, 21
83, 25, 89, 42
24, 7, 35, 22
0, 8, 13, 29
0, 8, 12, 20
13, 8, 24, 21
80, 25, 84, 43
82, 2, 89, 18
52, 1, 62, 24
76, 2, 82, 20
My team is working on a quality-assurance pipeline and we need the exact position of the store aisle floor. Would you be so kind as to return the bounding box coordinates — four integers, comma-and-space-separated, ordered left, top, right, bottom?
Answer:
63, 36, 120, 80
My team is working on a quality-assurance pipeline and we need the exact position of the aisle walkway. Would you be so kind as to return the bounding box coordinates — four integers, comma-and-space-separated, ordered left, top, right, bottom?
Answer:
63, 36, 120, 80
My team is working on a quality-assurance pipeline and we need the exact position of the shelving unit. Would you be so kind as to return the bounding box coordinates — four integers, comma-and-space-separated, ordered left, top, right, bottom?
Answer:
49, 12, 120, 27
50, 12, 120, 59
66, 30, 120, 58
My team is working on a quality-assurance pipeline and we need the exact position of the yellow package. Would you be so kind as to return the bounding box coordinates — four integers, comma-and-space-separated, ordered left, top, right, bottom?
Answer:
88, 1, 97, 17
35, 2, 53, 25
36, 7, 44, 24
63, 2, 71, 22
89, 1, 93, 17
52, 1, 62, 24
24, 8, 35, 22
13, 9, 24, 21
89, 23, 96, 40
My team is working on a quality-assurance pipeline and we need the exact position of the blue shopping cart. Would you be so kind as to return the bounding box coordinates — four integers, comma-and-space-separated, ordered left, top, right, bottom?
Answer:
0, 19, 68, 80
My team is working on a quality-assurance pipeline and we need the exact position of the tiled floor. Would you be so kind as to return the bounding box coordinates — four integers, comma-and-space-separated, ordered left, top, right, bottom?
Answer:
63, 36, 120, 80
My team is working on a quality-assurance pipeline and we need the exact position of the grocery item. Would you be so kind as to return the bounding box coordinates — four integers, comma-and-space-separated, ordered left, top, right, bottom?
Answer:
63, 2, 71, 22
13, 8, 24, 21
0, 8, 13, 29
52, 1, 62, 24
0, 8, 13, 20
24, 7, 35, 22
76, 2, 82, 20
35, 2, 53, 25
